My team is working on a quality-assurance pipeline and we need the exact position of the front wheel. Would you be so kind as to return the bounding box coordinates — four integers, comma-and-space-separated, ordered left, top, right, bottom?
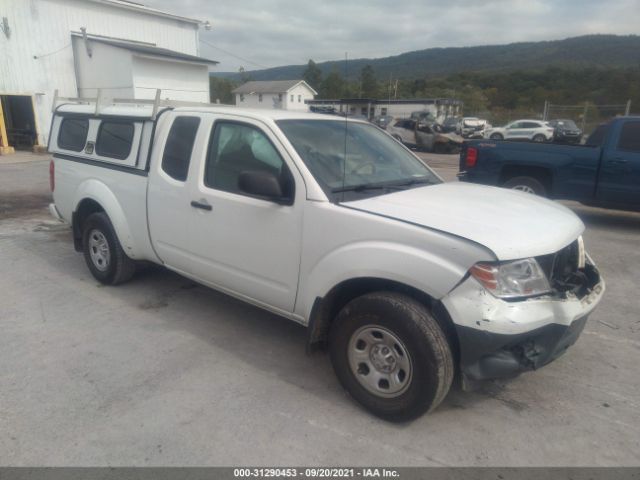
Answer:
532, 134, 546, 143
82, 212, 136, 285
490, 133, 503, 140
329, 292, 454, 422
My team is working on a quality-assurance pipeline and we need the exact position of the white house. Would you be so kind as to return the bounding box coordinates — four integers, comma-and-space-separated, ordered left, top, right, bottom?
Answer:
0, 0, 216, 152
232, 80, 317, 111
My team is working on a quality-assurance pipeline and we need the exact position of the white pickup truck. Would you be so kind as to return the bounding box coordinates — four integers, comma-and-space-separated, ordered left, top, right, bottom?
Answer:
48, 100, 605, 421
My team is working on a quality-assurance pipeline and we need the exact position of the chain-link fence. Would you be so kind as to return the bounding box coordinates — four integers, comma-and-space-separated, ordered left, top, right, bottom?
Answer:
543, 101, 632, 137
463, 108, 543, 129
464, 101, 633, 138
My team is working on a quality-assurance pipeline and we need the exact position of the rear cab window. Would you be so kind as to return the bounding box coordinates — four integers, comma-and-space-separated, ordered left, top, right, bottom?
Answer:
161, 116, 201, 181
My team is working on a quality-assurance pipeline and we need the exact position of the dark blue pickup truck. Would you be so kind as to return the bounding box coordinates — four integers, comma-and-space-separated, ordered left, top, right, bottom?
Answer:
458, 116, 640, 211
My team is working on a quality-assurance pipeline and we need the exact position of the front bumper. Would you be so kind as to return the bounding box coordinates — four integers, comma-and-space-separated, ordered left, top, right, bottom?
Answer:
441, 262, 604, 385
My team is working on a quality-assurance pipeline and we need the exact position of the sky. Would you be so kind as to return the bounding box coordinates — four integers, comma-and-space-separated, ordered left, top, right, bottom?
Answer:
144, 0, 640, 72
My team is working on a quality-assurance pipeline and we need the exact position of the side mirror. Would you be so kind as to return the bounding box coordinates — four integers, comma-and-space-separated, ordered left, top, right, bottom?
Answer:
238, 170, 290, 204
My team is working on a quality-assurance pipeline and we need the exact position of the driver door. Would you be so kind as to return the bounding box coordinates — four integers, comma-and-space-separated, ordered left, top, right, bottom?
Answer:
185, 116, 304, 313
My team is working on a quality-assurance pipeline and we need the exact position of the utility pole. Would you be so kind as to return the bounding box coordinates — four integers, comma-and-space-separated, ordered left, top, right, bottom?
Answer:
625, 99, 631, 116
543, 100, 549, 120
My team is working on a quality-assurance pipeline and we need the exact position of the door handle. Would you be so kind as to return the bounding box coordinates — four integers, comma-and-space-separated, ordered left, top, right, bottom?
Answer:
190, 200, 212, 211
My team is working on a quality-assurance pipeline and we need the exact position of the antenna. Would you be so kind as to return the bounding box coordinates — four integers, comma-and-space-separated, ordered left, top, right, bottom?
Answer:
341, 51, 348, 202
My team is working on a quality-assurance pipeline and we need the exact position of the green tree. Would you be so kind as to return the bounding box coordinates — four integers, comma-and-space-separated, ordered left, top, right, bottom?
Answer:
303, 59, 322, 91
359, 65, 378, 98
320, 69, 345, 98
209, 76, 237, 104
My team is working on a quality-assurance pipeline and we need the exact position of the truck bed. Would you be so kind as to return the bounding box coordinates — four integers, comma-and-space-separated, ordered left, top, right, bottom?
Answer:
459, 139, 602, 201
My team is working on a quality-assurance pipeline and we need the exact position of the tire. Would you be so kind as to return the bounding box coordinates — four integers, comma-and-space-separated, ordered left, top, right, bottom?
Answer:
490, 133, 503, 140
532, 134, 546, 143
502, 175, 547, 196
392, 134, 403, 143
329, 292, 454, 422
82, 212, 136, 285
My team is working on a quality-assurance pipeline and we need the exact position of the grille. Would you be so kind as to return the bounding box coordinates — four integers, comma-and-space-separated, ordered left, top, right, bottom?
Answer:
537, 240, 589, 297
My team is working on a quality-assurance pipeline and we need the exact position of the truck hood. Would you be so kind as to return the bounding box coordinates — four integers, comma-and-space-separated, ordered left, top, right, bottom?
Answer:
341, 182, 584, 260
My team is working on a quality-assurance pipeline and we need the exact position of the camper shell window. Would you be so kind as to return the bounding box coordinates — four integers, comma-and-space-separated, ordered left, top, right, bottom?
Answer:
58, 118, 89, 152
96, 121, 135, 160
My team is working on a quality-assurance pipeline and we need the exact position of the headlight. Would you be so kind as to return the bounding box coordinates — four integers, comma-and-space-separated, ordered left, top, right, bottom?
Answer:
470, 258, 551, 299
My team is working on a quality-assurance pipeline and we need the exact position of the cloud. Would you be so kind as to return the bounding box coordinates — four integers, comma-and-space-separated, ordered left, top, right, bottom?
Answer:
144, 0, 640, 71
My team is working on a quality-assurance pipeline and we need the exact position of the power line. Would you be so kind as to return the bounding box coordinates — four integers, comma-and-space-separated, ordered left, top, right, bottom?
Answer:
33, 43, 70, 59
199, 38, 269, 70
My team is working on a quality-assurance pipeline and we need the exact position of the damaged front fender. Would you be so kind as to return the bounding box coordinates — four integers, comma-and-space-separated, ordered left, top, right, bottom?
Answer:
441, 262, 605, 385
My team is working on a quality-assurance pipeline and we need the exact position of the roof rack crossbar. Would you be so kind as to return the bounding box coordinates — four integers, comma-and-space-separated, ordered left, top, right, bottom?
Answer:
52, 89, 233, 119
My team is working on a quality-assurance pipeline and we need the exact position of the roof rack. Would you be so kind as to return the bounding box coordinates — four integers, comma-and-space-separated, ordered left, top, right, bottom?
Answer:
51, 89, 233, 119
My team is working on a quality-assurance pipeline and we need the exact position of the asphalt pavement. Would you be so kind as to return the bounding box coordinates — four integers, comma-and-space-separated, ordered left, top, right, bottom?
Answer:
1, 152, 639, 466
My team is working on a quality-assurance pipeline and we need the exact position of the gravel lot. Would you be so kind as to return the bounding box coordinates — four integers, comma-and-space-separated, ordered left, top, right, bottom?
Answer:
1, 152, 639, 466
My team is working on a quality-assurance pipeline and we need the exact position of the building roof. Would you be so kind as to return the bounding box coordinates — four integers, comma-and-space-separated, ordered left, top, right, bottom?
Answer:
86, 0, 203, 25
71, 32, 218, 65
307, 98, 462, 105
232, 80, 318, 95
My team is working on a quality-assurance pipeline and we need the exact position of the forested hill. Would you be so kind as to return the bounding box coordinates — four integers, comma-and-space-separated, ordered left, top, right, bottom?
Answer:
213, 35, 640, 81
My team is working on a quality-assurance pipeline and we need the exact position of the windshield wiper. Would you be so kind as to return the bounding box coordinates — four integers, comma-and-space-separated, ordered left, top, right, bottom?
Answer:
331, 177, 434, 194
385, 177, 434, 189
331, 183, 388, 193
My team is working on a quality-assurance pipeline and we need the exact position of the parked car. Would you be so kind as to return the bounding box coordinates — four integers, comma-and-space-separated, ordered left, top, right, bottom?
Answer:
410, 110, 437, 123
386, 118, 463, 153
373, 115, 394, 130
459, 117, 640, 210
48, 101, 604, 421
484, 119, 555, 142
548, 119, 583, 144
439, 117, 459, 133
457, 117, 490, 138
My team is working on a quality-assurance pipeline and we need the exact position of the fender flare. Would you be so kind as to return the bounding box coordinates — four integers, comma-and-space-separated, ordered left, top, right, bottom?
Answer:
297, 240, 471, 322
73, 179, 140, 258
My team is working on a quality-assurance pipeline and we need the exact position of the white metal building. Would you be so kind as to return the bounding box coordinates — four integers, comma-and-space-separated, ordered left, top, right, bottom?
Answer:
307, 98, 463, 122
232, 80, 317, 111
0, 0, 216, 150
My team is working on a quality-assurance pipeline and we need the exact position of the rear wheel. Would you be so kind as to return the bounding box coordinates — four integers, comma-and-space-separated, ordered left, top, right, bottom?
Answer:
503, 175, 546, 196
82, 212, 136, 285
329, 292, 454, 422
490, 133, 503, 140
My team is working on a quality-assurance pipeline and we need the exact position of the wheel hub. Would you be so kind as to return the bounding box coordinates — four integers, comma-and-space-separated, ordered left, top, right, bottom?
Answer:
369, 344, 397, 373
347, 325, 413, 398
88, 229, 110, 272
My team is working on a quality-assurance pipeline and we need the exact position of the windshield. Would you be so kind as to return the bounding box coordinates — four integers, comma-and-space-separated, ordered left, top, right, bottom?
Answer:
277, 119, 441, 200
555, 119, 579, 129
586, 124, 608, 146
